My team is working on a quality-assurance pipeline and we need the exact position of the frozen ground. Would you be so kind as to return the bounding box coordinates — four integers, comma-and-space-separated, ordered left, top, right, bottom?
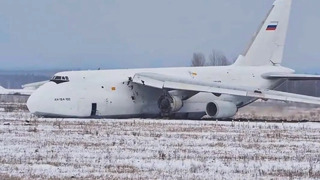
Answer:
1, 111, 320, 179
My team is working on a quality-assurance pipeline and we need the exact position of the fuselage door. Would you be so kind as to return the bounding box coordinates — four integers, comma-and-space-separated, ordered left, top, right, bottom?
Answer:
91, 103, 97, 116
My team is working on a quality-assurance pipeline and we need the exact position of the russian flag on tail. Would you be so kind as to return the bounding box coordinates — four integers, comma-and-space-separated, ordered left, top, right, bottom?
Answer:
266, 21, 278, 31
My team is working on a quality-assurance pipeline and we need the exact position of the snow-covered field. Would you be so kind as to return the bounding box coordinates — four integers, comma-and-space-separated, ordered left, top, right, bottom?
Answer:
1, 111, 320, 179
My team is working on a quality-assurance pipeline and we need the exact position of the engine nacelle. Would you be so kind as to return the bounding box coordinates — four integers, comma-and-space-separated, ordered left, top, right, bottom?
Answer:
206, 101, 237, 119
158, 94, 183, 115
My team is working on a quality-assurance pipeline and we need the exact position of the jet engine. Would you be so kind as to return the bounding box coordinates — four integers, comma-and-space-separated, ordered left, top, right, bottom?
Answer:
158, 94, 183, 115
206, 101, 237, 119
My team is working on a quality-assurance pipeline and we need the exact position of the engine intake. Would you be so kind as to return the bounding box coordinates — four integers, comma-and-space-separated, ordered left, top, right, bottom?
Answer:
158, 94, 183, 115
206, 101, 237, 119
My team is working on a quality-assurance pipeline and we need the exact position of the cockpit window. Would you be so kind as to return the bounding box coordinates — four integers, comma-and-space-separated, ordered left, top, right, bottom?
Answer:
50, 76, 70, 84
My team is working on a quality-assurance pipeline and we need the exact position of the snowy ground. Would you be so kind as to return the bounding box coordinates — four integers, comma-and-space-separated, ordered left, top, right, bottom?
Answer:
1, 110, 320, 179
235, 101, 320, 122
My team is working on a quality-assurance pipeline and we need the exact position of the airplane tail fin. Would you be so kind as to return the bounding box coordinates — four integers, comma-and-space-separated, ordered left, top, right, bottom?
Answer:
234, 0, 292, 66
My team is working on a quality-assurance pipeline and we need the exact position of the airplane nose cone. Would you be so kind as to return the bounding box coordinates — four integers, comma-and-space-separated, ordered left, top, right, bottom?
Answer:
26, 92, 38, 114
27, 87, 45, 115
27, 82, 54, 116
26, 82, 81, 117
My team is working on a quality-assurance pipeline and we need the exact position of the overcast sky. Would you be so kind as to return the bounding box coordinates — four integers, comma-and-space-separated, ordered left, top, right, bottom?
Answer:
0, 0, 319, 73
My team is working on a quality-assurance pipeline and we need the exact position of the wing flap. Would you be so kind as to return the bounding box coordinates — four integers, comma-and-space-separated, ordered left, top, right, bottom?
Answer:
133, 72, 320, 105
255, 90, 320, 105
163, 81, 248, 97
264, 74, 320, 80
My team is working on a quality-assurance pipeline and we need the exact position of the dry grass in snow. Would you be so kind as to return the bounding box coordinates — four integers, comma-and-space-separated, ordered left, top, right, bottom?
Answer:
1, 111, 320, 179
235, 101, 320, 122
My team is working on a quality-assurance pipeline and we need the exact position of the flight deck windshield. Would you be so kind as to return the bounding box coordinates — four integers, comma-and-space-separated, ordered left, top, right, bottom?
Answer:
50, 76, 69, 84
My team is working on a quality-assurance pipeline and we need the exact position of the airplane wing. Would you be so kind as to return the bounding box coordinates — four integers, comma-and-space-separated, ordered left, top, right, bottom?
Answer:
263, 73, 320, 80
0, 81, 47, 96
22, 80, 48, 90
132, 72, 320, 105
0, 86, 34, 96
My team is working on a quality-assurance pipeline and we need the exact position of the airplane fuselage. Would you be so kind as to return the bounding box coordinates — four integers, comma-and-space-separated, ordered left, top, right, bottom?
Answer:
27, 65, 293, 119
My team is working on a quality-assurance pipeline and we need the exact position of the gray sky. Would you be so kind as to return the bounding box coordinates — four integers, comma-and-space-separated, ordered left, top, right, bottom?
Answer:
0, 0, 319, 73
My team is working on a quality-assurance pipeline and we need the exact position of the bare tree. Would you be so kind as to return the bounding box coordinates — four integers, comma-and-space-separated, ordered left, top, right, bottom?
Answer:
191, 53, 206, 67
208, 49, 229, 66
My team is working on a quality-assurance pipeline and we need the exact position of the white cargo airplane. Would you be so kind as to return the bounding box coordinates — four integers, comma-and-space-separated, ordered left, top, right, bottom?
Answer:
25, 0, 320, 119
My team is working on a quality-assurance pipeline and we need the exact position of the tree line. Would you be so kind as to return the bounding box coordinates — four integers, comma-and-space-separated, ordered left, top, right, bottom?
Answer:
191, 50, 231, 67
